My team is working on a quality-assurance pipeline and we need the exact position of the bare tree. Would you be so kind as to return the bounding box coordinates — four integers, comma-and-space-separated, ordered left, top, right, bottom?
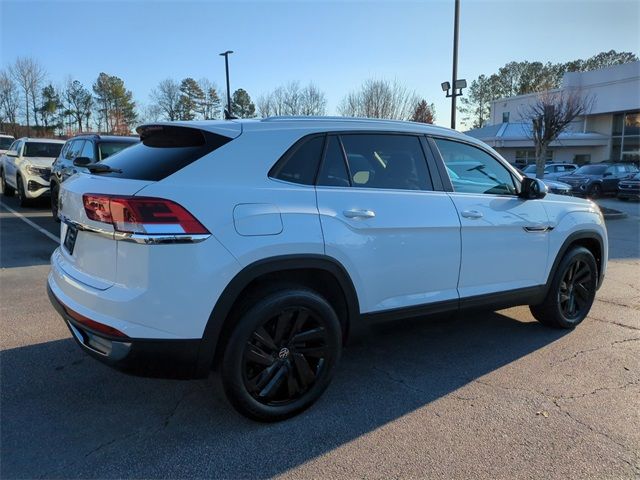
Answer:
150, 79, 181, 121
257, 82, 327, 117
338, 79, 418, 120
0, 70, 21, 135
522, 90, 593, 178
10, 57, 46, 132
198, 78, 222, 119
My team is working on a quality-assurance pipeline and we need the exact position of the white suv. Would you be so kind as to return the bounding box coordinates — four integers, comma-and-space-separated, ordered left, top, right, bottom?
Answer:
47, 118, 607, 421
1, 137, 65, 206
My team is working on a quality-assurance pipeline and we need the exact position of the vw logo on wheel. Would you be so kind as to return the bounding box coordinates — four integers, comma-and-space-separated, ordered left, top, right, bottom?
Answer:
278, 347, 290, 359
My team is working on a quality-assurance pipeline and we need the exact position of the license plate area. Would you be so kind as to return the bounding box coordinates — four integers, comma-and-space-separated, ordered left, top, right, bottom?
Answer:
64, 224, 78, 255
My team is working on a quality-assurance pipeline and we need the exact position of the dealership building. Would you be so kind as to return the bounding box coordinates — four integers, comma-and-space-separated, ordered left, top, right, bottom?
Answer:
466, 61, 640, 166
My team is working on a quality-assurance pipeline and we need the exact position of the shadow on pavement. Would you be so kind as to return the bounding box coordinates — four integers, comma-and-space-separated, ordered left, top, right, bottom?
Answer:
1, 310, 568, 479
0, 212, 58, 268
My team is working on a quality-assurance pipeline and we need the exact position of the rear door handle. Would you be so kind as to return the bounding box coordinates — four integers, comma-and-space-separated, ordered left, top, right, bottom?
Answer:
343, 209, 376, 219
460, 210, 483, 219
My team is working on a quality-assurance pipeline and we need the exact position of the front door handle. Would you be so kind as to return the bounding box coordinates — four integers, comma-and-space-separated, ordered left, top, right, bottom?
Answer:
343, 209, 376, 219
460, 209, 483, 219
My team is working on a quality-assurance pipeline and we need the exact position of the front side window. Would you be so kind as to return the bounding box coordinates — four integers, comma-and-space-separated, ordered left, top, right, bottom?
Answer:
64, 140, 84, 160
434, 138, 517, 195
270, 135, 325, 185
23, 142, 63, 158
339, 134, 432, 191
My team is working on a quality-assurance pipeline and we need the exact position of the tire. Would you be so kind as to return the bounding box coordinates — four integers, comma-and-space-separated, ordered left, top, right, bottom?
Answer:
16, 176, 30, 207
1, 169, 15, 197
221, 287, 342, 422
588, 183, 602, 199
51, 182, 60, 222
530, 246, 598, 329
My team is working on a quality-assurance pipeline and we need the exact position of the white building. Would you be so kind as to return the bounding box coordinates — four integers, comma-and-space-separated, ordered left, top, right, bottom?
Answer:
466, 61, 640, 166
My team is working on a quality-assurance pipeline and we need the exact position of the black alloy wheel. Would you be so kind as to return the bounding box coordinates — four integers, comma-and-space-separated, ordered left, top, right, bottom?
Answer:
222, 288, 342, 422
558, 258, 594, 321
589, 183, 602, 199
530, 246, 597, 329
17, 175, 29, 207
51, 183, 60, 221
243, 307, 330, 406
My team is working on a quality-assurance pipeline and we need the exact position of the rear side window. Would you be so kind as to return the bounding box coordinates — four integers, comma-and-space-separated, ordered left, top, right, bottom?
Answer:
64, 140, 84, 160
80, 140, 95, 160
317, 136, 350, 187
100, 126, 232, 181
340, 134, 432, 190
99, 141, 137, 161
269, 135, 325, 185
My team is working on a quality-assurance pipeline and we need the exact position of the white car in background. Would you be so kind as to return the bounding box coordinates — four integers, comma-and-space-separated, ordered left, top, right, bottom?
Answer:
1, 137, 65, 206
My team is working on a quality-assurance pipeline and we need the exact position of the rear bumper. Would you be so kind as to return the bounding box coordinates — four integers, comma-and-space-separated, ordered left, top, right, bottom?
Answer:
47, 284, 203, 379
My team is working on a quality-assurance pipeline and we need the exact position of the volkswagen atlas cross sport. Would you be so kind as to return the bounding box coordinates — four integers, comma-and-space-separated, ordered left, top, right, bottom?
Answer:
48, 118, 607, 422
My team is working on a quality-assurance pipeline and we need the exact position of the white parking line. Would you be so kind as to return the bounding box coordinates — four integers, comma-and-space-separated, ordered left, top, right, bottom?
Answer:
0, 201, 59, 243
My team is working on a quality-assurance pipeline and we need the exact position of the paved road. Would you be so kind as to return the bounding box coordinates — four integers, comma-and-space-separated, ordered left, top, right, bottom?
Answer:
1, 194, 638, 479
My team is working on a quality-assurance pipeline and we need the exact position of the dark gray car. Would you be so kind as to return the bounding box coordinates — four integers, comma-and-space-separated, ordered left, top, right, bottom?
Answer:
50, 134, 138, 219
558, 163, 639, 198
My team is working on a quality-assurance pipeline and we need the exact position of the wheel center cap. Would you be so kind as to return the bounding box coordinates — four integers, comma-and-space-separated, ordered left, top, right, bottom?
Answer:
278, 347, 290, 359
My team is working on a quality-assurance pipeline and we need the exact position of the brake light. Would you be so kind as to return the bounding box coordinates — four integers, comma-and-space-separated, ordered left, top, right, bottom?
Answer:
82, 195, 209, 235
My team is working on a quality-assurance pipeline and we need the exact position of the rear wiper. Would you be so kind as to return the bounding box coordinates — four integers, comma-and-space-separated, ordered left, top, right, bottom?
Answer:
85, 163, 122, 174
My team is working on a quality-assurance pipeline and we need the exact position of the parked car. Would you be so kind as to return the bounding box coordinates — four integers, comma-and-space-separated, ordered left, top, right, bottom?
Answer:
522, 162, 578, 180
617, 172, 640, 200
1, 137, 65, 206
48, 118, 607, 421
0, 133, 15, 155
50, 134, 138, 219
515, 168, 572, 195
558, 163, 640, 198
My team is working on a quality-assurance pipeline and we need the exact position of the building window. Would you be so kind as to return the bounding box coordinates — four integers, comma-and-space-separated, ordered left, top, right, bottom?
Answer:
515, 149, 553, 166
573, 154, 591, 165
502, 112, 510, 123
611, 111, 640, 162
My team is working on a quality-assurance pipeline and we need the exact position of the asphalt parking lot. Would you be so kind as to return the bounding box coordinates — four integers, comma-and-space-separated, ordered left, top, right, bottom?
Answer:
1, 194, 638, 479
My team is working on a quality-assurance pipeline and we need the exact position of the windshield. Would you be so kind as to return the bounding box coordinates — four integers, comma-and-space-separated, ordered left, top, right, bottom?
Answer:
0, 137, 13, 149
575, 165, 607, 175
23, 142, 63, 158
630, 172, 640, 180
99, 141, 138, 161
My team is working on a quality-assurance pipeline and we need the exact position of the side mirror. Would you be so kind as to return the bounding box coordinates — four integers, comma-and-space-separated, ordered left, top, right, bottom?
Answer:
6, 151, 17, 157
73, 156, 92, 167
519, 177, 547, 200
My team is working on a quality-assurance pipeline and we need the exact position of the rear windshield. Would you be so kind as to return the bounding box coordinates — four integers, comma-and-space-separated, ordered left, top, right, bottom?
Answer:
99, 141, 138, 161
23, 142, 63, 158
100, 126, 232, 181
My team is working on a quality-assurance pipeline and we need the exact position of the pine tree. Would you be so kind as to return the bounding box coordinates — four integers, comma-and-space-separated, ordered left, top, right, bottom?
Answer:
231, 88, 256, 118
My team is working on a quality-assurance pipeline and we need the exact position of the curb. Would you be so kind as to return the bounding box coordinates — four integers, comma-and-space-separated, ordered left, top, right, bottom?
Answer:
600, 207, 627, 220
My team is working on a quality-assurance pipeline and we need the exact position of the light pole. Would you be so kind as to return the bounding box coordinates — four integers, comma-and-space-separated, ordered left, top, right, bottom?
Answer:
441, 0, 466, 130
219, 50, 233, 119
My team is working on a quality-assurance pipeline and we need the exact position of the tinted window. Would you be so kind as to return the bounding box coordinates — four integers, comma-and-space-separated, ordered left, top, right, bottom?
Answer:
270, 136, 324, 185
99, 141, 137, 161
0, 137, 13, 149
23, 142, 63, 158
80, 140, 95, 160
100, 126, 232, 181
575, 165, 606, 175
317, 136, 350, 187
435, 138, 517, 195
65, 140, 84, 160
340, 134, 432, 190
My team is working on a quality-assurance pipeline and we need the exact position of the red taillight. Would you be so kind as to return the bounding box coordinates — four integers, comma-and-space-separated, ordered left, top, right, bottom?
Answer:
82, 195, 209, 235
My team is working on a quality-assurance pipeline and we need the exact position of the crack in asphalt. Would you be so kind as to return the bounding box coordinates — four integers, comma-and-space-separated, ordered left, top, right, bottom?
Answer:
556, 336, 640, 364
596, 298, 640, 311
589, 316, 640, 332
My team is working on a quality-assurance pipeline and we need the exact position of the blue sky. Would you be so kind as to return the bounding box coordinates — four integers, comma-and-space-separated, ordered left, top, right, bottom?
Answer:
1, 0, 639, 128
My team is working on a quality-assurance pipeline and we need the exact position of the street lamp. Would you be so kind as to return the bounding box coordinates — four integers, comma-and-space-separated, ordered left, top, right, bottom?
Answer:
219, 50, 234, 119
441, 0, 467, 130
